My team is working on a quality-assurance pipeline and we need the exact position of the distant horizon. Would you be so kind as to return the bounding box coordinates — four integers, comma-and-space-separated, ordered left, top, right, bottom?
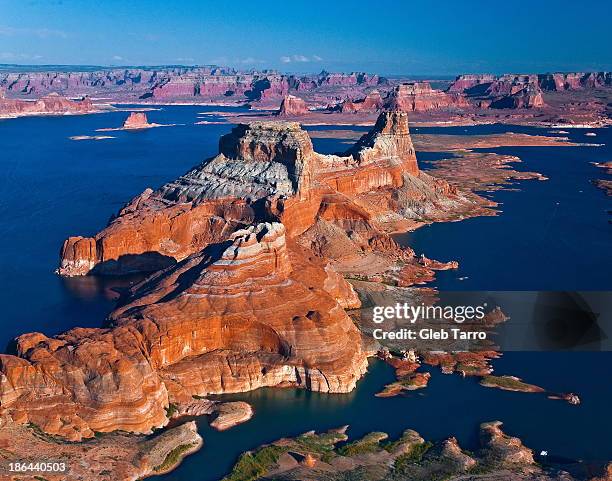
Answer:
1, 62, 610, 79
1, 0, 611, 75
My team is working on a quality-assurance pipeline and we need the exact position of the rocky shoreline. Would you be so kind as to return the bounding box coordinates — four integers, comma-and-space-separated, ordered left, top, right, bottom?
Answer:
219, 421, 609, 481
0, 107, 606, 479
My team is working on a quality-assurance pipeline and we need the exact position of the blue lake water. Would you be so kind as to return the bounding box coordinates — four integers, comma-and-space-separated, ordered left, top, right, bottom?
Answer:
0, 106, 238, 348
0, 107, 610, 479
397, 124, 612, 291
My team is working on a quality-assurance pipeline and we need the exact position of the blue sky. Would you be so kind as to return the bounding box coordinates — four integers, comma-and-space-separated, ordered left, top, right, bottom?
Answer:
1, 0, 611, 75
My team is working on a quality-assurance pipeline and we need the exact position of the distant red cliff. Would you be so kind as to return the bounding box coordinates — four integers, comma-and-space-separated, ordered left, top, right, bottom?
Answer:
0, 91, 96, 117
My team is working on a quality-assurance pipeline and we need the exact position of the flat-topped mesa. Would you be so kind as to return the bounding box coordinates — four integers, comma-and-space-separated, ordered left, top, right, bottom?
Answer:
2, 222, 367, 440
277, 94, 309, 116
447, 74, 497, 93
57, 110, 470, 277
383, 82, 469, 112
490, 84, 546, 109
339, 89, 384, 113
537, 72, 611, 91
158, 121, 316, 204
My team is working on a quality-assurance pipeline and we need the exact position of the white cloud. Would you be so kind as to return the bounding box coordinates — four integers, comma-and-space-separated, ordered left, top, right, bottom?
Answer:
112, 55, 124, 61
280, 54, 323, 63
176, 57, 195, 63
0, 26, 68, 39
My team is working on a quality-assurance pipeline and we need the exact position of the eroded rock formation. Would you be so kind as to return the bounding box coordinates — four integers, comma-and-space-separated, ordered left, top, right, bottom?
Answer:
1, 222, 367, 439
384, 82, 469, 112
277, 94, 309, 116
1, 110, 484, 441
449, 72, 612, 94
57, 111, 474, 277
220, 421, 579, 481
448, 75, 546, 109
489, 84, 545, 109
0, 67, 387, 105
0, 92, 96, 117
339, 89, 383, 113
123, 111, 153, 128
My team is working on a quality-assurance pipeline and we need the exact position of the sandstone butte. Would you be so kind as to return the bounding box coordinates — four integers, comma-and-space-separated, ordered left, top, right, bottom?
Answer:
0, 222, 367, 441
277, 94, 309, 116
339, 89, 384, 113
123, 111, 154, 129
0, 111, 482, 441
384, 82, 470, 112
446, 74, 549, 109
57, 111, 479, 278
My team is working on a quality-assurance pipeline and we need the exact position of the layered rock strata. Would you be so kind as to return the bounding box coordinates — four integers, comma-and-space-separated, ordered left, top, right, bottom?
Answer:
449, 72, 612, 94
0, 92, 95, 117
338, 89, 383, 113
448, 75, 546, 109
58, 110, 474, 277
383, 82, 469, 112
1, 223, 367, 439
0, 67, 386, 104
1, 110, 483, 441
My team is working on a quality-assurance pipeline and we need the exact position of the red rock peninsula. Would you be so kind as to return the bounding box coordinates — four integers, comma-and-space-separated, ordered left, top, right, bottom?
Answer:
1, 222, 367, 440
0, 111, 492, 443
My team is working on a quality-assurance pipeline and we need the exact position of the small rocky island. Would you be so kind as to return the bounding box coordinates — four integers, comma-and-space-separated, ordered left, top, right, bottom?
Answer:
122, 111, 155, 129
96, 111, 170, 131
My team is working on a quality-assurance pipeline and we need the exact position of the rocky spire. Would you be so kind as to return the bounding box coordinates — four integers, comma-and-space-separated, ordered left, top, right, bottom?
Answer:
348, 111, 419, 175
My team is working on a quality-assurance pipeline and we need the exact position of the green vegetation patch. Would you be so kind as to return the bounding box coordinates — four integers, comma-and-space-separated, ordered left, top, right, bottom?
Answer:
294, 431, 345, 456
154, 442, 197, 473
337, 432, 388, 457
165, 402, 179, 418
392, 441, 433, 472
26, 422, 64, 444
480, 375, 544, 392
221, 445, 287, 481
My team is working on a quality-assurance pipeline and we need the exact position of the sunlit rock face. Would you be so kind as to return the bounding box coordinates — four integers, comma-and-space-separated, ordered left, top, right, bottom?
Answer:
277, 95, 309, 116
57, 110, 470, 277
1, 109, 483, 441
383, 82, 470, 112
2, 222, 367, 439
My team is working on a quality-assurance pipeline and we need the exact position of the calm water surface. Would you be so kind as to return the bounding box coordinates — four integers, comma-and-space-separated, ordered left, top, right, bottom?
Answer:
0, 109, 610, 479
